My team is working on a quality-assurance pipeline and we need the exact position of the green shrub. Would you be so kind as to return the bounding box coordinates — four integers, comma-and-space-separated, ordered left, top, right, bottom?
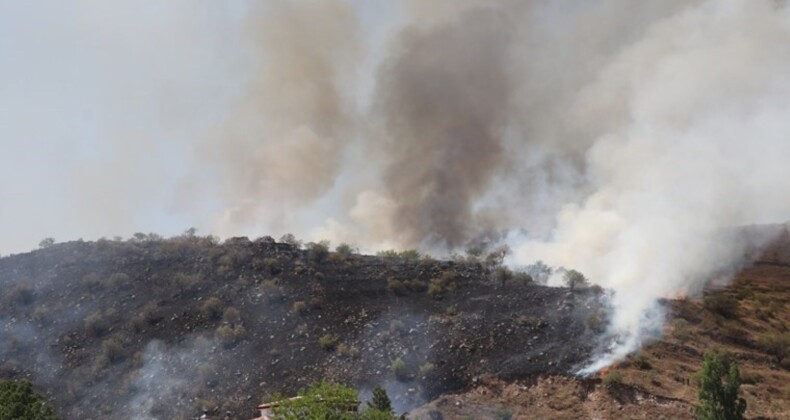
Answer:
101, 337, 125, 363
222, 307, 241, 324
139, 303, 162, 325
465, 245, 484, 260
279, 233, 303, 249
387, 278, 406, 296
0, 379, 57, 420
419, 362, 435, 377
585, 314, 604, 332
754, 295, 782, 321
589, 284, 604, 295
602, 369, 623, 389
390, 357, 407, 381
398, 249, 421, 261
704, 293, 739, 319
694, 351, 746, 420
673, 318, 691, 345
85, 312, 109, 337
377, 250, 399, 260
758, 332, 790, 365
427, 280, 443, 299
270, 381, 364, 419
367, 386, 393, 415
514, 271, 533, 285
259, 279, 284, 303
389, 320, 405, 335
198, 364, 219, 388
427, 271, 456, 299
630, 352, 652, 370
405, 279, 427, 292
263, 257, 281, 274
515, 315, 545, 328
440, 272, 457, 291
337, 343, 360, 359
292, 301, 308, 315
216, 324, 246, 347
564, 269, 588, 291
200, 297, 224, 320
319, 334, 338, 351
484, 245, 511, 268
335, 243, 355, 259
307, 240, 330, 263
173, 272, 200, 293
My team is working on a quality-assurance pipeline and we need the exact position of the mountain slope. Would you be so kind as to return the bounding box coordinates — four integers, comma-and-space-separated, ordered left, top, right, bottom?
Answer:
0, 236, 601, 419
412, 229, 790, 419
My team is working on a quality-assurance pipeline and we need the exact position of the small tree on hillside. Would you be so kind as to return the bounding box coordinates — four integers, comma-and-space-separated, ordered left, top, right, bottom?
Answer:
38, 238, 55, 249
465, 245, 484, 260
335, 243, 356, 259
484, 245, 511, 269
0, 379, 58, 420
564, 269, 588, 291
307, 240, 330, 263
494, 266, 513, 287
279, 233, 302, 249
695, 351, 747, 420
367, 386, 393, 415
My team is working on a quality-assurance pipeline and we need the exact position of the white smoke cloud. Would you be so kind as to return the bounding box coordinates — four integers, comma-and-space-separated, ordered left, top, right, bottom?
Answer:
512, 0, 790, 372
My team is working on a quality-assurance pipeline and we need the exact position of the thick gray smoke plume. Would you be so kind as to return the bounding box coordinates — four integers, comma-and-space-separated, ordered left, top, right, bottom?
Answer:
509, 0, 790, 371
5, 0, 790, 372
373, 6, 514, 247
211, 0, 714, 249
211, 0, 361, 234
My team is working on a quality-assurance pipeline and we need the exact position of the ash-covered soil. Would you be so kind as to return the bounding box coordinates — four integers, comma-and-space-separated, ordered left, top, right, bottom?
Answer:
0, 236, 604, 419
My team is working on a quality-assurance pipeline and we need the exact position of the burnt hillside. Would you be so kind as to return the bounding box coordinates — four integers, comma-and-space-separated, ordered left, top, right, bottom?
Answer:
412, 226, 790, 420
0, 236, 603, 419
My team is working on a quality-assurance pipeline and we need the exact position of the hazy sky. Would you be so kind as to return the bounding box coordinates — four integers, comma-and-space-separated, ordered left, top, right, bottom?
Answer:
0, 1, 397, 255
1, 1, 222, 253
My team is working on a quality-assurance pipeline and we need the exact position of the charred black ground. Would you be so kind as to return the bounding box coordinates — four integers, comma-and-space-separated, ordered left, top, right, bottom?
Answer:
0, 236, 604, 419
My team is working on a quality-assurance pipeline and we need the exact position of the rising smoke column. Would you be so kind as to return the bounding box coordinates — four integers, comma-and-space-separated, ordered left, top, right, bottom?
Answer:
372, 4, 515, 248
190, 0, 790, 373
512, 0, 790, 373
210, 0, 361, 236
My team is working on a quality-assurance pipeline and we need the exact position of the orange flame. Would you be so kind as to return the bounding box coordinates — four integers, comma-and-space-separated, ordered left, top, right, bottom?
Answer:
598, 362, 621, 378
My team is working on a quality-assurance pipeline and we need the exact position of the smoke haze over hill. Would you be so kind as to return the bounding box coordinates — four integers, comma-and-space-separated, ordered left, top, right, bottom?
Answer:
3, 0, 790, 371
